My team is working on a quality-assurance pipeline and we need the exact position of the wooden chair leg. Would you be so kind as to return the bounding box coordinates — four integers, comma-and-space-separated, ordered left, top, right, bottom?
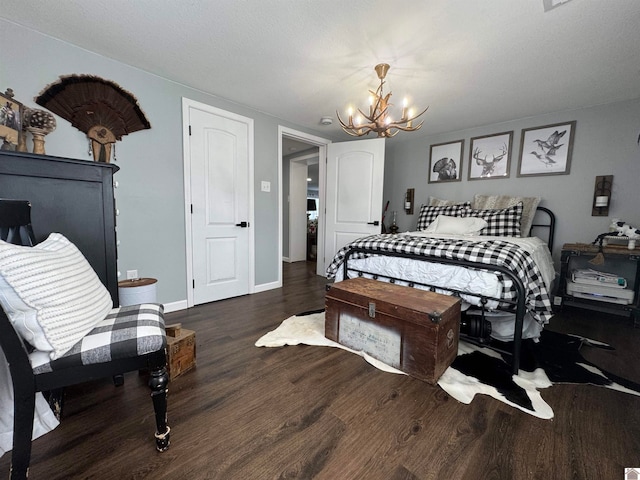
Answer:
11, 386, 36, 480
148, 366, 170, 452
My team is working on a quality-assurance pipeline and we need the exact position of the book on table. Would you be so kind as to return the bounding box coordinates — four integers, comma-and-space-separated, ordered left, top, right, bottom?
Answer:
571, 268, 627, 288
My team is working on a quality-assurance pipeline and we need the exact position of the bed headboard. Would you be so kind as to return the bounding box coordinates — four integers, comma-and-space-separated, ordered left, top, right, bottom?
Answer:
530, 206, 555, 251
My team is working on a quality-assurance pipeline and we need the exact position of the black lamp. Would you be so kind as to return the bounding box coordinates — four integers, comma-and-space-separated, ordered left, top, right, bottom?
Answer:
307, 199, 317, 212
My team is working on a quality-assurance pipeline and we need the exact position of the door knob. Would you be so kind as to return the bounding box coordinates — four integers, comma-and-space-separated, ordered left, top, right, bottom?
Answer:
235, 221, 249, 228
367, 221, 380, 226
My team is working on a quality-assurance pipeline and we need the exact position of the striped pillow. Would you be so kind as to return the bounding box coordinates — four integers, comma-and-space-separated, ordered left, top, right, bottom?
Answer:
0, 233, 112, 359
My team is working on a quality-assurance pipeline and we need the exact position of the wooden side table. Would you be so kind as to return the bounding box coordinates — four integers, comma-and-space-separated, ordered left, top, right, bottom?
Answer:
559, 242, 640, 326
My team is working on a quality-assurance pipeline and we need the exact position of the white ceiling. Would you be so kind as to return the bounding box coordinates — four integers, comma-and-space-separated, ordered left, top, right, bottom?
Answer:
2, 0, 640, 141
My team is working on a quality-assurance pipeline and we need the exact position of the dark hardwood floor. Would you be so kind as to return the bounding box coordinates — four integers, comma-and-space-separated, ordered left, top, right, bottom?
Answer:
2, 261, 639, 479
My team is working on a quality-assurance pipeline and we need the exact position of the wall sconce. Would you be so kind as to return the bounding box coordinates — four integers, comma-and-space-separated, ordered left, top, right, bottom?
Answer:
592, 175, 613, 216
404, 188, 414, 214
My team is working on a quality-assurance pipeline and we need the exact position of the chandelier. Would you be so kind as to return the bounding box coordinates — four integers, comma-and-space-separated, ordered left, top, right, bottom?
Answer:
337, 63, 428, 138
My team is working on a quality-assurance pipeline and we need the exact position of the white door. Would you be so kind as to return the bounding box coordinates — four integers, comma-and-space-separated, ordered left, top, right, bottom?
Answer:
187, 103, 253, 304
288, 160, 308, 262
323, 138, 385, 273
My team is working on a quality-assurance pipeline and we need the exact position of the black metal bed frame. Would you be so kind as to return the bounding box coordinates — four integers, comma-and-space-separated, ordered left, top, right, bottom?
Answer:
340, 206, 556, 374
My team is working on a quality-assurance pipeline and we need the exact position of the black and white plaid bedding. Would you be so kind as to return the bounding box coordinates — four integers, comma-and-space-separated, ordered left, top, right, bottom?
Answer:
326, 234, 553, 325
32, 303, 165, 374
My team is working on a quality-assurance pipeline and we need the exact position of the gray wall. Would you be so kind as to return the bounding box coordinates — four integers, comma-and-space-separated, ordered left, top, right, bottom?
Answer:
384, 98, 640, 267
0, 19, 335, 304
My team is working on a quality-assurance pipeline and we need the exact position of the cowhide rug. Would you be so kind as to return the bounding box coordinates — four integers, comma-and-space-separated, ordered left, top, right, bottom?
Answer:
255, 310, 640, 419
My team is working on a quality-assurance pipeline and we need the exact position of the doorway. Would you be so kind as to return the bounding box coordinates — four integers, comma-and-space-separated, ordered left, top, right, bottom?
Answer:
278, 127, 331, 285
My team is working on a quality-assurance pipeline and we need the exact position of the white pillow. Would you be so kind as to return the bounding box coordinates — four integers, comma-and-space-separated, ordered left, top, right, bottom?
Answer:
0, 233, 113, 360
425, 215, 488, 235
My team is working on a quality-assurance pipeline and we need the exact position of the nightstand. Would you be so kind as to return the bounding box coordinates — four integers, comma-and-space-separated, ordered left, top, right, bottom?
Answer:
559, 243, 640, 326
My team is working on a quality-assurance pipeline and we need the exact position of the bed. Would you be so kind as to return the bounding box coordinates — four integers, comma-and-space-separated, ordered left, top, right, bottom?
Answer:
326, 195, 556, 374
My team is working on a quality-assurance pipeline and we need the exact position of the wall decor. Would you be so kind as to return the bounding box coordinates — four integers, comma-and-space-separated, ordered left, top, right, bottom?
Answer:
428, 139, 464, 183
0, 89, 23, 150
468, 131, 513, 180
517, 121, 576, 177
35, 74, 150, 163
23, 108, 57, 155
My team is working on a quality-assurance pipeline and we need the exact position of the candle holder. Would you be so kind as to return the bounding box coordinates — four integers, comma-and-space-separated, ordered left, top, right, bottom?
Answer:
592, 175, 613, 216
389, 211, 399, 234
24, 108, 56, 155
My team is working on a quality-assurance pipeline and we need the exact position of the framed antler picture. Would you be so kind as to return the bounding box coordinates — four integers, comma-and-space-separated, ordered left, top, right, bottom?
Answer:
468, 131, 513, 180
428, 139, 464, 184
517, 121, 576, 177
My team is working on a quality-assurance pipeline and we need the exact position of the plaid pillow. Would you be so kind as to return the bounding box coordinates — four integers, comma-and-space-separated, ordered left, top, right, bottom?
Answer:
465, 202, 523, 237
415, 202, 471, 231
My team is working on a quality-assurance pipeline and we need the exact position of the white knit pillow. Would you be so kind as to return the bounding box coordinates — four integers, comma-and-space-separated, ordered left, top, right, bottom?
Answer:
425, 215, 488, 235
0, 233, 112, 359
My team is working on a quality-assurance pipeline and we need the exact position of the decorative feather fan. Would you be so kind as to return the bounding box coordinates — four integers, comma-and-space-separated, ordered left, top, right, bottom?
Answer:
35, 74, 150, 162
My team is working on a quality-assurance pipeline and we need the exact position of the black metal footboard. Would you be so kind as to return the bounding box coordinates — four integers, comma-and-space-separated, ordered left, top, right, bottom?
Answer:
342, 247, 528, 374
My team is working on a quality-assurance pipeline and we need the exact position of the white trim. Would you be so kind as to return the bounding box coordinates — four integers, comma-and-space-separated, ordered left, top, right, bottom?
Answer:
163, 300, 188, 313
253, 280, 281, 293
182, 97, 255, 307
278, 126, 331, 284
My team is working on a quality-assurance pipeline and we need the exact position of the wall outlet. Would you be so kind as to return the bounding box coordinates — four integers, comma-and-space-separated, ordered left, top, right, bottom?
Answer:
261, 180, 271, 192
126, 269, 138, 280
553, 296, 562, 306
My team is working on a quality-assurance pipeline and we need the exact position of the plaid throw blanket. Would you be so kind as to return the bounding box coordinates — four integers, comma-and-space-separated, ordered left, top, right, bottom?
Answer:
326, 234, 553, 325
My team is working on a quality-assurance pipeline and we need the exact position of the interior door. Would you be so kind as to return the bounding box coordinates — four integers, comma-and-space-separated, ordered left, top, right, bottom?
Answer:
323, 138, 385, 273
188, 105, 251, 304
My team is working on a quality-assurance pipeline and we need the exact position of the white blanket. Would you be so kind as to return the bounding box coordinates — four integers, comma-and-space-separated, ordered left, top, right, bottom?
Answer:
0, 350, 59, 458
334, 233, 555, 341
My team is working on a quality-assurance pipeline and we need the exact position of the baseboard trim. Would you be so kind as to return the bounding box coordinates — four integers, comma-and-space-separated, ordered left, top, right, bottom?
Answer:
162, 282, 282, 311
254, 280, 281, 293
163, 299, 188, 313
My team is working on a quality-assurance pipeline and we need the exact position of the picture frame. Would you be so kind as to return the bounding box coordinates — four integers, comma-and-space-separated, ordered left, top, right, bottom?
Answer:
467, 131, 513, 180
428, 139, 464, 183
517, 121, 576, 177
0, 91, 23, 148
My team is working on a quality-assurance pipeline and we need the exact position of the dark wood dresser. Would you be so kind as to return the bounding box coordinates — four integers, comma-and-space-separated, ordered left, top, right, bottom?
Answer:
0, 150, 120, 305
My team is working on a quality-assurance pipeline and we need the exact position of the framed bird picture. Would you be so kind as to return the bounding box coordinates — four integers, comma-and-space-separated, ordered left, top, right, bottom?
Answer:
428, 139, 464, 184
517, 121, 576, 177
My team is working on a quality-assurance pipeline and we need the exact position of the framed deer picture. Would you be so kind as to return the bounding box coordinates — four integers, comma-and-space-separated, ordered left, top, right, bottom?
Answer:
467, 131, 513, 180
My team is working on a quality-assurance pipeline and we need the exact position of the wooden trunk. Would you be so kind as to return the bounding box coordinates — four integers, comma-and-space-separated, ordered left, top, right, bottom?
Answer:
166, 324, 196, 380
325, 278, 460, 384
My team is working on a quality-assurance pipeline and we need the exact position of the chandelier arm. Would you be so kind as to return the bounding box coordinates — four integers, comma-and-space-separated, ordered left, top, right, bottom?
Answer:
336, 111, 354, 129
390, 121, 424, 132
356, 108, 374, 123
342, 129, 368, 137
405, 106, 429, 122
337, 110, 377, 136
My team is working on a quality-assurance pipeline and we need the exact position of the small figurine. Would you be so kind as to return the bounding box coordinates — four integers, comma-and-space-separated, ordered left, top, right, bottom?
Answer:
607, 218, 639, 249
